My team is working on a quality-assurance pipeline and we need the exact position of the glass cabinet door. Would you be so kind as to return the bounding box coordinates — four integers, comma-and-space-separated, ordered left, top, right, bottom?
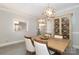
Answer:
61, 17, 70, 39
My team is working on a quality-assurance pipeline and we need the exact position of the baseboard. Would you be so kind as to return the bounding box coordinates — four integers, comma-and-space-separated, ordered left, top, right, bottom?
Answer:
73, 45, 79, 49
0, 40, 25, 48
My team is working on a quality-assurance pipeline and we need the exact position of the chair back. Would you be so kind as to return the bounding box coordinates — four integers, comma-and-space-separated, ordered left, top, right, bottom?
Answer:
54, 35, 63, 39
34, 40, 49, 55
25, 37, 35, 52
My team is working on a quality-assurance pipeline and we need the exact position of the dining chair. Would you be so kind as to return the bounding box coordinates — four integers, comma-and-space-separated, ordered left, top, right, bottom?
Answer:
24, 36, 35, 55
54, 35, 63, 39
34, 40, 55, 55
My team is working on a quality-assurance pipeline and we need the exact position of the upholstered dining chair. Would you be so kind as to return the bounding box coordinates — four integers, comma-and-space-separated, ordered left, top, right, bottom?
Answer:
24, 36, 35, 55
34, 40, 55, 55
54, 35, 63, 39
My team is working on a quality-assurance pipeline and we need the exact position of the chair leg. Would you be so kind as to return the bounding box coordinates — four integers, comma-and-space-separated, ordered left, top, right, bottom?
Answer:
26, 50, 36, 55
54, 52, 61, 55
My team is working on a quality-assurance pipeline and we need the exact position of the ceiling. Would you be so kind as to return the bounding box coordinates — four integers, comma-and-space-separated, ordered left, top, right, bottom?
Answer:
0, 3, 79, 17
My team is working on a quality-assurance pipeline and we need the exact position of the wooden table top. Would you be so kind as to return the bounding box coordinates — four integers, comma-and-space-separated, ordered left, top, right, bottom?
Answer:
48, 39, 69, 53
34, 36, 69, 53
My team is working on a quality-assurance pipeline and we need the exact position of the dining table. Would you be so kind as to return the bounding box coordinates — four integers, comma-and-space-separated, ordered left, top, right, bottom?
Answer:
33, 35, 70, 54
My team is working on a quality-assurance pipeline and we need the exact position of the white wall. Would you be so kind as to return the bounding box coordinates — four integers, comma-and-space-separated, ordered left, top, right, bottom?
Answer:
46, 20, 54, 34
0, 10, 24, 44
0, 9, 37, 45
56, 6, 79, 49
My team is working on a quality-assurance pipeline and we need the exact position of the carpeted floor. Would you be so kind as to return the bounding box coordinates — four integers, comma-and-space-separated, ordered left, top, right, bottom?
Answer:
64, 47, 79, 55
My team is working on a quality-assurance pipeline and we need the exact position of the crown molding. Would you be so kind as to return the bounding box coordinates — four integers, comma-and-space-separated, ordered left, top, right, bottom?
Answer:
0, 7, 26, 18
0, 7, 18, 14
0, 7, 38, 18
0, 4, 79, 18
56, 5, 79, 14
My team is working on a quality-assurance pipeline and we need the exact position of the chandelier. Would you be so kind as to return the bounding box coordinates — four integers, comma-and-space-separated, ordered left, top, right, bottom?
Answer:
38, 4, 56, 27
43, 6, 56, 18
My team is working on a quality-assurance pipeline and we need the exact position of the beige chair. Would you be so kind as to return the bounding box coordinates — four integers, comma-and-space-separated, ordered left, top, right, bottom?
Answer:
24, 37, 35, 55
34, 40, 55, 55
